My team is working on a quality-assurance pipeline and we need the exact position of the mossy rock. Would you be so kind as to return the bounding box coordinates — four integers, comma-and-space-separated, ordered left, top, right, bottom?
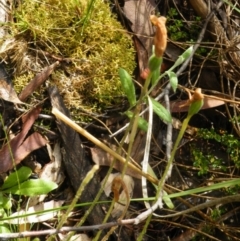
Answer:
1, 0, 135, 119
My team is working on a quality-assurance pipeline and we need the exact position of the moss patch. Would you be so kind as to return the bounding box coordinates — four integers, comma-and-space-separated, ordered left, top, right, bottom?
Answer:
1, 0, 135, 119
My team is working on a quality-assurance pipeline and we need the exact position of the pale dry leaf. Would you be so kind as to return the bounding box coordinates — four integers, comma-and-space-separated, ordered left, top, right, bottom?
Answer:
0, 79, 24, 104
33, 143, 65, 203
58, 234, 91, 241
43, 142, 64, 185
7, 200, 64, 224
102, 173, 134, 218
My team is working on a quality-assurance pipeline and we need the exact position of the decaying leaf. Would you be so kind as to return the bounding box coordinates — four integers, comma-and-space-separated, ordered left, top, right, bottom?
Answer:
91, 147, 142, 179
0, 107, 48, 173
28, 143, 65, 205
102, 173, 134, 218
58, 233, 91, 241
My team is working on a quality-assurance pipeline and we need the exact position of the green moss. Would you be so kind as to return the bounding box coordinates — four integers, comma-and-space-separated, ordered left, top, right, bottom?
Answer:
1, 0, 135, 119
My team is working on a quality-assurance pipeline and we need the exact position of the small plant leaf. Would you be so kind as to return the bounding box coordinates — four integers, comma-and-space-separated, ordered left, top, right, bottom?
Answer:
119, 68, 136, 107
171, 45, 193, 69
125, 110, 148, 132
168, 71, 178, 92
4, 179, 58, 196
150, 98, 172, 123
0, 224, 11, 233
1, 166, 32, 190
2, 196, 12, 210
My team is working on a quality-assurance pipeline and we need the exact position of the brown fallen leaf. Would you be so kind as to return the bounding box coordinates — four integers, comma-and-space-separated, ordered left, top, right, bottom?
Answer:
19, 61, 59, 102
123, 0, 156, 71
91, 147, 142, 179
0, 106, 48, 173
170, 97, 225, 113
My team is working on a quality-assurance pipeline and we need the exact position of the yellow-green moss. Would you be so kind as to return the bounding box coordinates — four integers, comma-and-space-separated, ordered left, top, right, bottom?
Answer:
1, 0, 135, 119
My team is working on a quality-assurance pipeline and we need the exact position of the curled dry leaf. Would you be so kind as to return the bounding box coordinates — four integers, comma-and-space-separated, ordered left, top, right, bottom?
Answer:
102, 173, 134, 218
150, 15, 167, 57
29, 143, 65, 205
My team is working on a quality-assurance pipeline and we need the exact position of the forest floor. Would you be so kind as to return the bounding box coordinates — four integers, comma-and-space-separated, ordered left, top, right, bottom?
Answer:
0, 0, 240, 241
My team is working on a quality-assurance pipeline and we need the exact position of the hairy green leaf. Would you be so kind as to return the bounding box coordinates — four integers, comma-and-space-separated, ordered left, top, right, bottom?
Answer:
168, 71, 178, 92
119, 68, 136, 107
171, 45, 193, 68
150, 98, 172, 123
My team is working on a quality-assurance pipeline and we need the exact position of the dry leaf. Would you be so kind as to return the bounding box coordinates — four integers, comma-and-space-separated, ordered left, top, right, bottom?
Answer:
19, 61, 59, 101
123, 0, 156, 71
58, 234, 91, 241
170, 97, 225, 112
102, 173, 134, 218
0, 79, 24, 104
0, 107, 48, 173
91, 147, 142, 179
7, 200, 64, 224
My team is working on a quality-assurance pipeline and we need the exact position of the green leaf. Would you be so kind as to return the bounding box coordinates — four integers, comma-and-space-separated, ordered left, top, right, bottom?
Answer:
150, 98, 172, 123
2, 196, 12, 210
0, 224, 10, 233
1, 166, 32, 190
119, 68, 136, 107
171, 46, 193, 69
4, 179, 58, 196
125, 111, 148, 132
167, 71, 178, 92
